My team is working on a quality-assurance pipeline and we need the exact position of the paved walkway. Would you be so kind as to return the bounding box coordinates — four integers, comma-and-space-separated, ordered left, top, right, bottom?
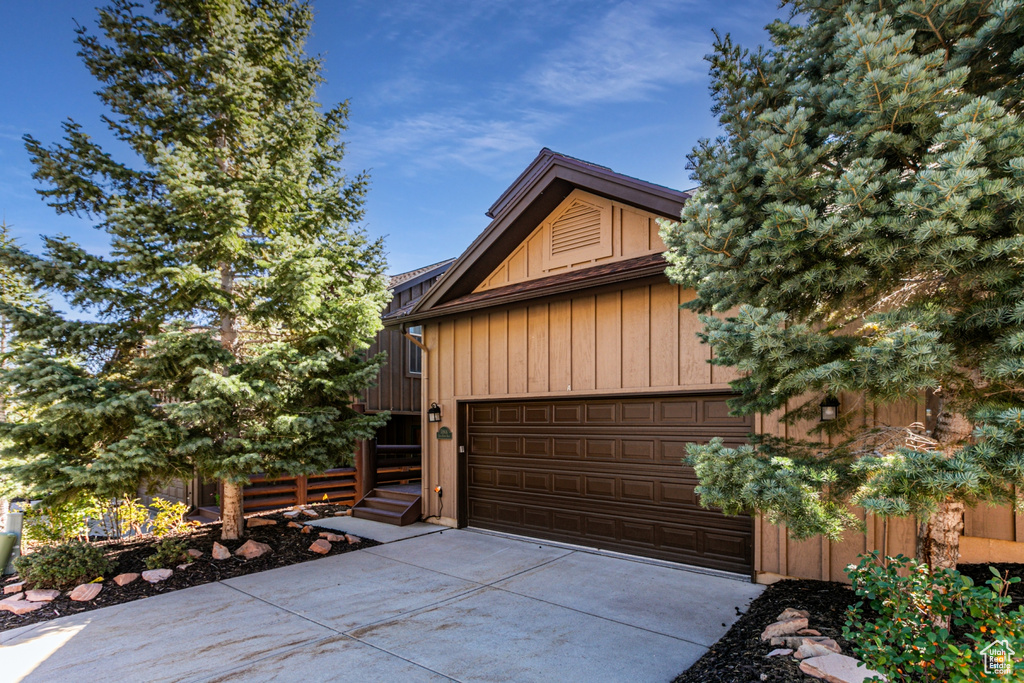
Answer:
0, 525, 762, 683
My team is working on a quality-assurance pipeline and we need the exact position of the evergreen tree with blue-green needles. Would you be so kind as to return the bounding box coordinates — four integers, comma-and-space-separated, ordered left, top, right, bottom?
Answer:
0, 0, 389, 540
662, 0, 1024, 569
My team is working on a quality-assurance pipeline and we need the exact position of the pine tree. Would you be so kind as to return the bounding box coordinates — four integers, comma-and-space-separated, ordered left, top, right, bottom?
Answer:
0, 0, 389, 540
0, 222, 45, 527
662, 0, 1024, 569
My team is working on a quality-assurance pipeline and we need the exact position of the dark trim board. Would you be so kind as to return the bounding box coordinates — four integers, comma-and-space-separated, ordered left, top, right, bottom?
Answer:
458, 393, 755, 575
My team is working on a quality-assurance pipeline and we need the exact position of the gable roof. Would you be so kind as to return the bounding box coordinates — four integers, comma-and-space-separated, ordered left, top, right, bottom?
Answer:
388, 258, 456, 293
397, 149, 688, 324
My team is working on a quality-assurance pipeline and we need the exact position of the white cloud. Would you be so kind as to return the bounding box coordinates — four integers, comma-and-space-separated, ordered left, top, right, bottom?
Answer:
524, 0, 707, 106
350, 109, 560, 176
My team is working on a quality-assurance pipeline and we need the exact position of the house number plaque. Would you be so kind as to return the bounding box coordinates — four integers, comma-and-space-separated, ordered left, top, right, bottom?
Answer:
436, 426, 452, 440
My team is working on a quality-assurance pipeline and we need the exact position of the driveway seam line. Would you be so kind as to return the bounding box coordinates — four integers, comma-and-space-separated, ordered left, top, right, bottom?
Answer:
341, 633, 462, 682
217, 580, 345, 635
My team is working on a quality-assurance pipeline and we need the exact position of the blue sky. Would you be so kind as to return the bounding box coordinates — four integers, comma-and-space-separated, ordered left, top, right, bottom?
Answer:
0, 1, 783, 286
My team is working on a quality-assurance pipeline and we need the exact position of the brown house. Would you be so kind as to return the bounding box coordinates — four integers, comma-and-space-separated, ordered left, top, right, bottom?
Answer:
386, 149, 1024, 582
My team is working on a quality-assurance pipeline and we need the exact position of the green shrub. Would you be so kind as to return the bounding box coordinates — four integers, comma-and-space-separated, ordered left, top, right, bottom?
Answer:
845, 552, 1024, 682
14, 541, 110, 589
149, 497, 197, 537
22, 496, 99, 545
144, 538, 189, 570
92, 496, 151, 540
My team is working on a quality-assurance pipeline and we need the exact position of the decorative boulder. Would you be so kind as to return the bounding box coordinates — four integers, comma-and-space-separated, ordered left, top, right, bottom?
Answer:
142, 569, 173, 583
235, 539, 272, 560
25, 589, 60, 603
778, 608, 811, 621
761, 617, 809, 640
0, 595, 43, 615
301, 509, 319, 518
212, 542, 232, 560
319, 532, 344, 542
187, 549, 203, 558
3, 582, 25, 595
344, 534, 361, 545
246, 517, 276, 528
113, 573, 140, 586
309, 539, 331, 555
799, 653, 887, 683
69, 583, 103, 602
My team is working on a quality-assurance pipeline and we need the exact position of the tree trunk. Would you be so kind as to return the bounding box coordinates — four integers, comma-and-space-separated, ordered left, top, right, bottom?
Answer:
220, 481, 244, 540
916, 499, 964, 570
218, 263, 244, 541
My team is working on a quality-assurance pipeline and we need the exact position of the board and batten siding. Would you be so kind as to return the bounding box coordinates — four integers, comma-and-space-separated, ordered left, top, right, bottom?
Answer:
364, 277, 439, 415
475, 189, 668, 292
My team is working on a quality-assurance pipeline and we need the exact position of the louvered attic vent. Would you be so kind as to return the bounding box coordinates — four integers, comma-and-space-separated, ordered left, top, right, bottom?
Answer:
550, 201, 602, 255
544, 192, 612, 269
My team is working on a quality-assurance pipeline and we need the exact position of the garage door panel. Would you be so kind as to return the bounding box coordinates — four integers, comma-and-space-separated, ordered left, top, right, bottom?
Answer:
467, 396, 754, 574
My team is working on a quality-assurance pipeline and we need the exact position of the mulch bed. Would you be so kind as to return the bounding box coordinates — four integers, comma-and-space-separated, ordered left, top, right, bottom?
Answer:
1, 503, 378, 633
674, 563, 1024, 683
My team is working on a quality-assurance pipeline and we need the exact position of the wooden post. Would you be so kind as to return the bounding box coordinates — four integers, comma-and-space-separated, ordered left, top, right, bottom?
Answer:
296, 475, 308, 507
356, 440, 377, 501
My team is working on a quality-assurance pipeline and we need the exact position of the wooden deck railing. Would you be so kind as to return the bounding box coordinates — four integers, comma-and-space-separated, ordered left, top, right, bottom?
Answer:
241, 443, 422, 512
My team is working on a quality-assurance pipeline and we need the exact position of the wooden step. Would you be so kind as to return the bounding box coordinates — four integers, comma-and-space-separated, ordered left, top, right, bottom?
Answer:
363, 497, 408, 513
351, 507, 403, 523
373, 489, 420, 502
351, 488, 422, 526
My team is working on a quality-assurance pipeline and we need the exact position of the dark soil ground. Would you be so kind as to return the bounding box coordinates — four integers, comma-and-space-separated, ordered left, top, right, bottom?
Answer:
674, 563, 1024, 683
1, 503, 377, 633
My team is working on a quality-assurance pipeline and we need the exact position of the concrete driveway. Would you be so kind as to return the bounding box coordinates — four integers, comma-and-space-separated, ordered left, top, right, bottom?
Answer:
0, 523, 762, 682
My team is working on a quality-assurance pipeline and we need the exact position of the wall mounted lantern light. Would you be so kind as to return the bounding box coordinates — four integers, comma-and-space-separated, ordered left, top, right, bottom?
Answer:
428, 402, 442, 423
820, 395, 840, 422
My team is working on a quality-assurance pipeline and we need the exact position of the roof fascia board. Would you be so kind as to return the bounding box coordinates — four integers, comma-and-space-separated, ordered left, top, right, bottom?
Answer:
390, 263, 668, 327
390, 260, 454, 294
411, 152, 688, 315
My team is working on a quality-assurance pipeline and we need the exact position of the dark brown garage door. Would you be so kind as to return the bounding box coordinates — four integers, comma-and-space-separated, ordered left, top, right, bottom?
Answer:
464, 395, 754, 574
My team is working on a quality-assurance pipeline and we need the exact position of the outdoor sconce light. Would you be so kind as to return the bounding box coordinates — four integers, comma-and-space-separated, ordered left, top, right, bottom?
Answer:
428, 402, 442, 423
820, 395, 840, 422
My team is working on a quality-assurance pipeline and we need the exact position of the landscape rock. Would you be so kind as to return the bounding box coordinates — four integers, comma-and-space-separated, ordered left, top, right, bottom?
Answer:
796, 641, 842, 659
142, 569, 173, 583
0, 595, 43, 615
287, 521, 303, 529
187, 549, 203, 558
334, 510, 348, 516
301, 509, 319, 518
799, 654, 887, 683
766, 648, 793, 658
246, 517, 276, 528
778, 608, 811, 621
69, 583, 103, 601
3, 582, 24, 595
798, 629, 822, 636
113, 573, 139, 586
771, 635, 834, 649
25, 589, 60, 603
319, 532, 344, 542
344, 534, 361, 545
235, 539, 272, 560
309, 539, 331, 555
212, 542, 231, 560
177, 564, 191, 571
301, 525, 313, 534
761, 617, 809, 640
283, 510, 301, 519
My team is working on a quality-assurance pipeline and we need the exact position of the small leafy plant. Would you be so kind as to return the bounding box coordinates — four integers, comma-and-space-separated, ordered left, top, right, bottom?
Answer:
844, 552, 1024, 682
144, 538, 190, 570
14, 541, 110, 589
149, 498, 197, 538
22, 496, 99, 545
91, 496, 151, 540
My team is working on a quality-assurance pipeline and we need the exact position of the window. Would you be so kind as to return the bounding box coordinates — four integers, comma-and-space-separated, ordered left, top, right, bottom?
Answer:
407, 325, 423, 375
